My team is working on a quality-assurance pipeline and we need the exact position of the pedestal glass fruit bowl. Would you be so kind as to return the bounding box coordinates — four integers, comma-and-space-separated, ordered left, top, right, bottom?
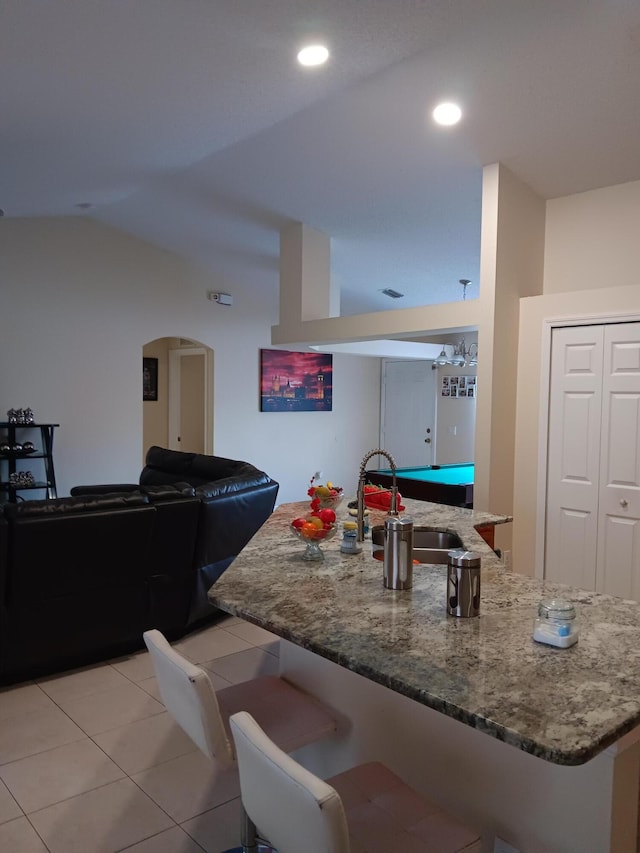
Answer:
290, 521, 337, 561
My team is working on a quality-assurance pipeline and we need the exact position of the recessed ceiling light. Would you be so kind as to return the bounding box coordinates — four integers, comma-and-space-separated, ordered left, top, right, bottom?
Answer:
432, 102, 462, 126
297, 44, 329, 67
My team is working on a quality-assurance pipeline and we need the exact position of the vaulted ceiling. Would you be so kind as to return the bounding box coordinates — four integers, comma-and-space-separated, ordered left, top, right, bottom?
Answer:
3, 1, 639, 314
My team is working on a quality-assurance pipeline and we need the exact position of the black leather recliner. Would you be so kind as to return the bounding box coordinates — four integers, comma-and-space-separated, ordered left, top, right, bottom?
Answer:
0, 448, 279, 684
139, 447, 279, 625
1, 492, 158, 682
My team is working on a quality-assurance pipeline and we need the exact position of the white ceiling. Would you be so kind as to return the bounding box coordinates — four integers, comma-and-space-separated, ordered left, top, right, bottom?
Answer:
3, 0, 640, 315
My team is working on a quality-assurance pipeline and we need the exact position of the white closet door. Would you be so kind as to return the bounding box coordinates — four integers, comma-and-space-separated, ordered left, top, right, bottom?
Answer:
596, 323, 640, 598
545, 325, 603, 589
380, 360, 434, 468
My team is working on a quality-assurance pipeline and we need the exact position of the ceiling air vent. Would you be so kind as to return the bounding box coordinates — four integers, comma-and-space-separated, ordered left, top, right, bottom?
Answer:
382, 288, 404, 299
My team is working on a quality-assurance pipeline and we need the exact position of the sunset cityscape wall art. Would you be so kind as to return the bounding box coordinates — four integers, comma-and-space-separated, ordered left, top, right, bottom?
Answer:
260, 349, 333, 412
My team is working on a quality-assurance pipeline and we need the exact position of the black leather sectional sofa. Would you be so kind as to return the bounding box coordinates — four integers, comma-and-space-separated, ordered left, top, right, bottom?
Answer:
0, 447, 278, 684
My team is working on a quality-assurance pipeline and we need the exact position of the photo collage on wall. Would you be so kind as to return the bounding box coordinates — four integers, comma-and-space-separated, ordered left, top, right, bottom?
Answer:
441, 376, 477, 399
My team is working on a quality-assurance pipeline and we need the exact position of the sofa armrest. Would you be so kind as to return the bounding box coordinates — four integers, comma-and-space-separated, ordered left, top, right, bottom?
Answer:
194, 478, 279, 569
186, 477, 279, 627
194, 472, 274, 499
70, 483, 140, 497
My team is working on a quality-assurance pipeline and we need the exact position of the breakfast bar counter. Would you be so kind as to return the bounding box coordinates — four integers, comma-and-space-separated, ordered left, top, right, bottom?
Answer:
209, 499, 640, 852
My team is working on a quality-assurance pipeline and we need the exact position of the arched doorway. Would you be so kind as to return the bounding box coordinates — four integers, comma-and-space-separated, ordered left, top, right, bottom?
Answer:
142, 337, 214, 462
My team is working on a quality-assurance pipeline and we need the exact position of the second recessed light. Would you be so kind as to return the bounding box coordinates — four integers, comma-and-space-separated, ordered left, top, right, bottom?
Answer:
432, 102, 462, 126
297, 44, 329, 67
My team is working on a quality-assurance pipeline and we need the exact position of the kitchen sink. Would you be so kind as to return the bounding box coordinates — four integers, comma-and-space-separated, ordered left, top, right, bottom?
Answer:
371, 526, 463, 564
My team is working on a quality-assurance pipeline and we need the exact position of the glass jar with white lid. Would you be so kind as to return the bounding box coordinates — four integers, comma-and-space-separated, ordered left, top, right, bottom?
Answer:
533, 598, 579, 648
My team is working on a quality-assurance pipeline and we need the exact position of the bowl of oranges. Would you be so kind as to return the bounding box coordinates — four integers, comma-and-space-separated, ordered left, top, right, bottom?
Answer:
291, 507, 338, 561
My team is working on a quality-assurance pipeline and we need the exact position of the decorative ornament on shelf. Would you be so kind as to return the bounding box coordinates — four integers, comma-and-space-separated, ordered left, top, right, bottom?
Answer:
6, 407, 35, 424
9, 470, 35, 487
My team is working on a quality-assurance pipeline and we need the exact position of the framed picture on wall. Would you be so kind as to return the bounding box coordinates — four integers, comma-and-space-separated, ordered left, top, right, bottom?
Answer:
260, 349, 333, 412
441, 374, 477, 398
143, 357, 158, 401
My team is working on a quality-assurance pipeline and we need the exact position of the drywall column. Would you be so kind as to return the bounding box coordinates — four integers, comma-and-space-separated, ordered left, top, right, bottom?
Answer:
475, 164, 545, 519
279, 223, 339, 325
513, 179, 640, 576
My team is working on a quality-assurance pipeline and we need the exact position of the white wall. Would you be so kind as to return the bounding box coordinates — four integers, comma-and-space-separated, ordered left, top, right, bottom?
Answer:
434, 365, 477, 464
0, 217, 381, 504
513, 178, 640, 576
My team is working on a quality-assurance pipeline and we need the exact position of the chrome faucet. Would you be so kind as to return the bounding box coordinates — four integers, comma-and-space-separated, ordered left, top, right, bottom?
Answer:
356, 449, 399, 542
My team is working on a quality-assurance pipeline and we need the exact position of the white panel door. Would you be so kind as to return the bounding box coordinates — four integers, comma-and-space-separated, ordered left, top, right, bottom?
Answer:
545, 326, 603, 589
380, 360, 434, 468
596, 323, 640, 598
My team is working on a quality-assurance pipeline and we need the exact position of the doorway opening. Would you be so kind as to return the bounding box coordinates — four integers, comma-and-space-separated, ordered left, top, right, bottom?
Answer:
142, 337, 214, 462
380, 353, 477, 470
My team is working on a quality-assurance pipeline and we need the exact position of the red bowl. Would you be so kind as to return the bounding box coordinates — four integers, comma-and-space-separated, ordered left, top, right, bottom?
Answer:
364, 490, 405, 512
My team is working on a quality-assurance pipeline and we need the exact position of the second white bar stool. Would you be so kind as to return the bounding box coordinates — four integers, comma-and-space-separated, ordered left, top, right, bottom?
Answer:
230, 709, 483, 853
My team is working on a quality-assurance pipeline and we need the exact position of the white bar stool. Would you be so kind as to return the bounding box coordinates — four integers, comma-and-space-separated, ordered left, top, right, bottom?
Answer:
143, 629, 337, 853
230, 710, 483, 853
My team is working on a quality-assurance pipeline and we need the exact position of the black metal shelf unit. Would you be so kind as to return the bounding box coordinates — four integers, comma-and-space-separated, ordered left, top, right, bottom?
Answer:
0, 422, 59, 502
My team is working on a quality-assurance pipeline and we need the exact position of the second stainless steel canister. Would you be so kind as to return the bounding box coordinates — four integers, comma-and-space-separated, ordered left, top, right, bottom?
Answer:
383, 516, 414, 590
447, 549, 481, 617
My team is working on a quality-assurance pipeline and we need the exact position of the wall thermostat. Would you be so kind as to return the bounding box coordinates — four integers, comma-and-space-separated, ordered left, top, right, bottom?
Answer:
208, 292, 233, 306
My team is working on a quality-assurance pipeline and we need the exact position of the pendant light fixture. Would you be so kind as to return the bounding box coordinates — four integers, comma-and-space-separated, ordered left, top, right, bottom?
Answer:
431, 279, 478, 368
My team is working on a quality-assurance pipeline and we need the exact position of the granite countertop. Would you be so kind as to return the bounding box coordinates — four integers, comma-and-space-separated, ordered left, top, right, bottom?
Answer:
209, 498, 640, 766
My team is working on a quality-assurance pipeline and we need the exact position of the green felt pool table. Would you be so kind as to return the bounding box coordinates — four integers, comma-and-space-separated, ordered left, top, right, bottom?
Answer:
367, 463, 474, 509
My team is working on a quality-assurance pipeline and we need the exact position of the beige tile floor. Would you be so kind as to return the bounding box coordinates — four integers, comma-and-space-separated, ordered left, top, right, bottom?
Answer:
0, 616, 281, 853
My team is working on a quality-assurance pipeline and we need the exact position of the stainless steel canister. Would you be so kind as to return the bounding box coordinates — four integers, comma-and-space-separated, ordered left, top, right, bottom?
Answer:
447, 549, 481, 617
383, 516, 414, 590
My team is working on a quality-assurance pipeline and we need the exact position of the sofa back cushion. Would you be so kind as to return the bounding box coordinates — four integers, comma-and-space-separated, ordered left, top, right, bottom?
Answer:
141, 484, 201, 634
140, 446, 271, 488
4, 493, 155, 603
5, 492, 149, 516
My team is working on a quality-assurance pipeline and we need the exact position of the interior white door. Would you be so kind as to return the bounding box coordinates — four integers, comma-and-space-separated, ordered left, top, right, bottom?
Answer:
168, 348, 210, 453
545, 325, 603, 589
380, 360, 434, 468
596, 323, 640, 598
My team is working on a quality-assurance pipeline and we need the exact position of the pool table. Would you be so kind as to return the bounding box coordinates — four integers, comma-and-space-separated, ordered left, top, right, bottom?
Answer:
367, 463, 474, 509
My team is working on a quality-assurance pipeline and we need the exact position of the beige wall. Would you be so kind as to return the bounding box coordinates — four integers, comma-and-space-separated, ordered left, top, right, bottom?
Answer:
475, 164, 546, 524
8, 176, 638, 554
513, 178, 640, 576
544, 179, 640, 294
0, 217, 382, 502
